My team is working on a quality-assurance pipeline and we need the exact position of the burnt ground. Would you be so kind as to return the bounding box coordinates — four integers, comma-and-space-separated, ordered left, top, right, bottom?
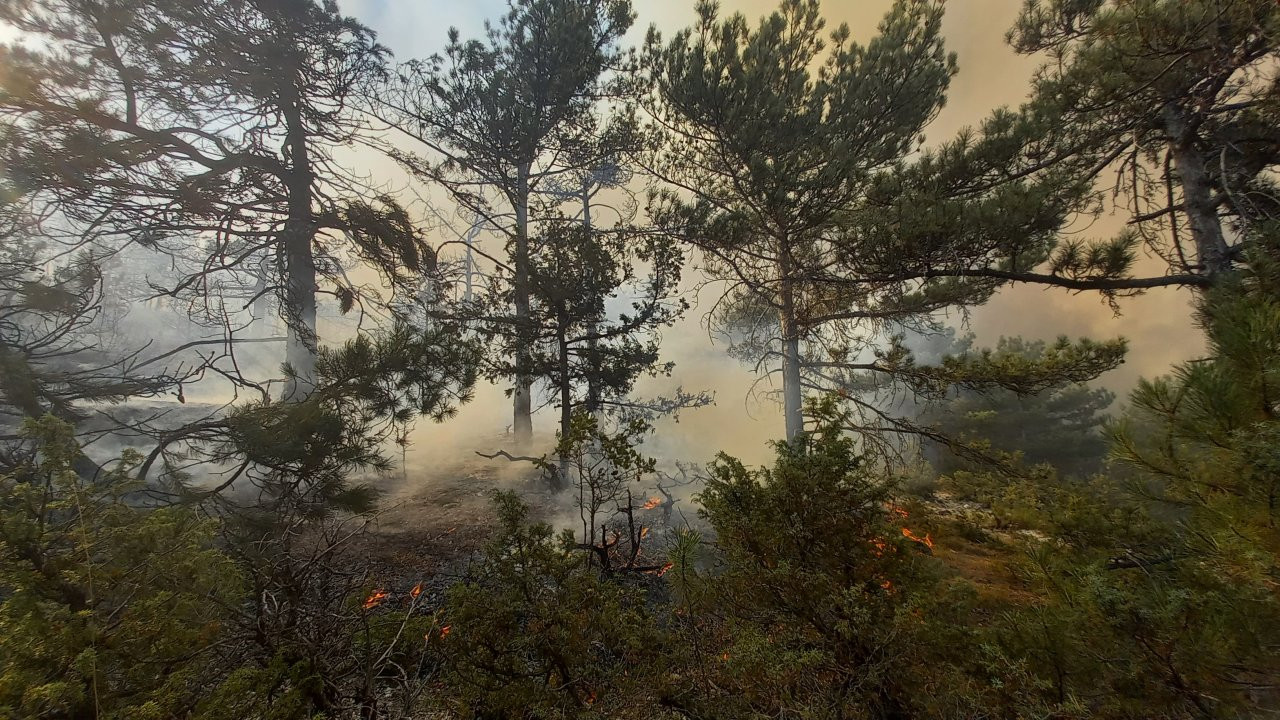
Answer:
346, 454, 565, 604
352, 454, 1036, 613
346, 447, 693, 612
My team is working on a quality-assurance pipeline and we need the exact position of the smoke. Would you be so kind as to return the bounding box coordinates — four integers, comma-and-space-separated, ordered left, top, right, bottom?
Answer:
58, 0, 1206, 511
370, 0, 1205, 480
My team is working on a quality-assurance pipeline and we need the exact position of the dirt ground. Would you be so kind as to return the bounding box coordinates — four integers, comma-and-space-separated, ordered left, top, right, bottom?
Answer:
346, 452, 565, 602
349, 449, 1034, 616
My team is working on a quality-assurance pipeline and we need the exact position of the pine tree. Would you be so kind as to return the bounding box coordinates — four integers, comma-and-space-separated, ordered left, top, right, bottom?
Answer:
643, 0, 1119, 446
918, 336, 1115, 479
671, 399, 975, 719
882, 0, 1280, 295
382, 0, 636, 445
983, 227, 1280, 718
0, 0, 432, 403
644, 0, 958, 441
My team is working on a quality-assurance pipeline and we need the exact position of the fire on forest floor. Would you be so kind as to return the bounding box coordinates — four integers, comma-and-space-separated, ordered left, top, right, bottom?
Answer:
346, 449, 562, 605
353, 455, 1042, 618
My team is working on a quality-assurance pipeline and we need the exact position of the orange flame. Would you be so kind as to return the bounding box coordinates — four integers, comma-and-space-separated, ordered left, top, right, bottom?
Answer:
440, 625, 452, 638
410, 583, 423, 599
640, 527, 650, 539
881, 579, 894, 590
585, 691, 598, 705
721, 651, 730, 661
901, 527, 934, 550
642, 496, 663, 510
890, 505, 910, 518
871, 537, 887, 557
656, 562, 674, 577
363, 589, 389, 610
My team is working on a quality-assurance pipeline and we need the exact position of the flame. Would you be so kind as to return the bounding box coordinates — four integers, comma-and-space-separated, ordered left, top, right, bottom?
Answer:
410, 583, 423, 599
656, 562, 674, 576
881, 579, 893, 590
363, 589, 389, 610
640, 527, 650, 539
721, 651, 730, 661
642, 496, 662, 510
440, 625, 452, 638
585, 691, 598, 705
901, 527, 934, 550
871, 537, 887, 557
890, 505, 910, 518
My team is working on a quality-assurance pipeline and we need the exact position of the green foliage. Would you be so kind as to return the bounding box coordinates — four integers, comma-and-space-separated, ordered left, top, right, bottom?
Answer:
432, 491, 660, 719
0, 416, 241, 719
906, 0, 1280, 289
0, 0, 418, 329
489, 215, 693, 435
398, 0, 635, 172
979, 233, 1280, 718
919, 336, 1117, 478
675, 400, 979, 719
644, 0, 1008, 439
162, 320, 480, 515
645, 0, 956, 227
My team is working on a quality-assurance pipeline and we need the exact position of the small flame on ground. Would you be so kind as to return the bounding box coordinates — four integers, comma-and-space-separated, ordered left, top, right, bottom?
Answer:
363, 589, 389, 610
640, 527, 650, 539
871, 538, 887, 557
881, 579, 894, 590
642, 496, 662, 510
410, 583, 423, 599
901, 527, 934, 550
585, 691, 598, 705
440, 625, 452, 638
656, 562, 674, 577
890, 505, 910, 518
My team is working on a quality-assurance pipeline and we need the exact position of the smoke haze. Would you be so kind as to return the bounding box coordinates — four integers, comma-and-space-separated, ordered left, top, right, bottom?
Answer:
354, 0, 1205, 472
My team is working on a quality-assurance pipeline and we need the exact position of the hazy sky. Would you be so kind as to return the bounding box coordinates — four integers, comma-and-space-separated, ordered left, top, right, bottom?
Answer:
341, 0, 1205, 465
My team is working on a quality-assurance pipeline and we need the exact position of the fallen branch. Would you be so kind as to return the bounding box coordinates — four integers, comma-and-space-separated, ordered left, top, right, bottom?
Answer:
475, 449, 541, 463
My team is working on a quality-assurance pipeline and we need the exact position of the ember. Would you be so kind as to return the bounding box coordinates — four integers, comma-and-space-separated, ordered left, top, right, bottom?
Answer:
871, 537, 887, 557
642, 496, 663, 510
363, 589, 389, 610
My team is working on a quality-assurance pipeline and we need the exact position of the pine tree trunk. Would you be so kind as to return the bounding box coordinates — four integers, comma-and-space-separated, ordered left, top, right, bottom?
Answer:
778, 247, 803, 442
1163, 104, 1232, 278
581, 185, 601, 418
556, 317, 571, 490
280, 92, 317, 403
512, 162, 534, 444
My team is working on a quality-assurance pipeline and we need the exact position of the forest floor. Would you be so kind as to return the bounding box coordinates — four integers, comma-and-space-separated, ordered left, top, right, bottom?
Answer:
348, 449, 564, 605
351, 448, 1034, 617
